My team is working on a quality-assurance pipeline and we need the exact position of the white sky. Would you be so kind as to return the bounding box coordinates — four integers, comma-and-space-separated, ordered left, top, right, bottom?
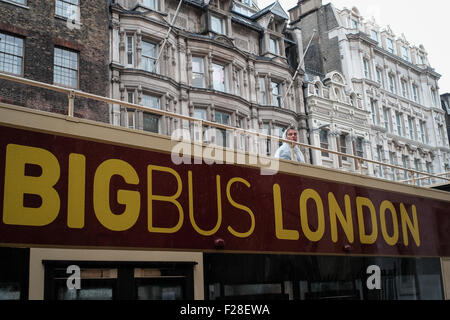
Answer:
257, 0, 450, 95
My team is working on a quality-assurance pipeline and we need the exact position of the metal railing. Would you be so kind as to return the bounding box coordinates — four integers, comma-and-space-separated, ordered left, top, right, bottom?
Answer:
1, 71, 449, 187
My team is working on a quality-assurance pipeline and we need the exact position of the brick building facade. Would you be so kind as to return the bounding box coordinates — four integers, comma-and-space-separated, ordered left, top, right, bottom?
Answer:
0, 0, 110, 122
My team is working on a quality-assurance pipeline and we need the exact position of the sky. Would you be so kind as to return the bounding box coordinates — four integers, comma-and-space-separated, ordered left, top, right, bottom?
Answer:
257, 0, 450, 95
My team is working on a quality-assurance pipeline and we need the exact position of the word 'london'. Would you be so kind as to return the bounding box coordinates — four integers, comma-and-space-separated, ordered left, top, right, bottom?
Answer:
2, 143, 421, 249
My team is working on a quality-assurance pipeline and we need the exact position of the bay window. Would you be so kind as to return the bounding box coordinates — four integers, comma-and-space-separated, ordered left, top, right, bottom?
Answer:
142, 40, 158, 73
212, 63, 226, 92
271, 81, 282, 107
192, 57, 205, 88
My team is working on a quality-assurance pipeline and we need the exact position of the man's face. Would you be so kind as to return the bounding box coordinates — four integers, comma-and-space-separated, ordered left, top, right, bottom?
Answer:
286, 129, 298, 142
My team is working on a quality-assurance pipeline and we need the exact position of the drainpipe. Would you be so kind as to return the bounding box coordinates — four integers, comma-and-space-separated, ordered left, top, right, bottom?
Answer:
302, 82, 314, 164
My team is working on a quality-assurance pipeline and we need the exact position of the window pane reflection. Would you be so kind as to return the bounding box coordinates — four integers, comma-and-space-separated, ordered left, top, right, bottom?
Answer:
204, 254, 444, 300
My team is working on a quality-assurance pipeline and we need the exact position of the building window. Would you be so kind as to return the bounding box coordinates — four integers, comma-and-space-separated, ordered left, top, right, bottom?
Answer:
142, 94, 160, 110
334, 88, 342, 101
350, 95, 356, 107
401, 80, 408, 98
192, 57, 205, 88
401, 46, 410, 62
355, 137, 364, 158
194, 108, 207, 120
55, 0, 79, 19
414, 159, 422, 186
127, 90, 135, 104
212, 63, 226, 92
376, 146, 384, 177
426, 162, 432, 185
420, 121, 426, 143
431, 88, 437, 106
126, 109, 136, 129
402, 155, 410, 180
390, 152, 397, 181
215, 110, 231, 147
193, 108, 208, 142
127, 36, 134, 66
259, 77, 267, 105
143, 0, 157, 10
53, 47, 78, 88
142, 94, 160, 133
376, 68, 383, 86
412, 84, 420, 103
388, 74, 396, 94
271, 81, 282, 107
350, 19, 358, 29
211, 15, 225, 35
370, 30, 379, 43
0, 32, 23, 75
370, 99, 377, 125
269, 38, 279, 55
387, 38, 395, 54
143, 113, 159, 133
234, 68, 241, 95
314, 84, 321, 96
319, 129, 329, 157
339, 134, 347, 161
408, 116, 414, 140
262, 123, 271, 155
215, 110, 230, 125
142, 40, 158, 73
395, 112, 402, 136
8, 0, 27, 4
363, 59, 370, 79
383, 108, 390, 132
233, 4, 253, 17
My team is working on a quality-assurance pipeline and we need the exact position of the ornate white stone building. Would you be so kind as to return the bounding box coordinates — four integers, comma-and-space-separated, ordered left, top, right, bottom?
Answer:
290, 0, 450, 184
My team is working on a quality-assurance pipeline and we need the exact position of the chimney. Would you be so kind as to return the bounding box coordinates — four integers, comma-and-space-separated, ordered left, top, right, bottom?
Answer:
289, 0, 322, 22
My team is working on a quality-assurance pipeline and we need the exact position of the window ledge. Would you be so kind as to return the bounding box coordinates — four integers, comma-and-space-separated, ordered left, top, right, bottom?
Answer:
0, 0, 29, 9
54, 14, 83, 28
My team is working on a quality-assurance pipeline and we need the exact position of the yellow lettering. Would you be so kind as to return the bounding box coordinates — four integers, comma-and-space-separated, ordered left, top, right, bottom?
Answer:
356, 197, 378, 244
93, 159, 140, 231
273, 184, 299, 240
67, 153, 86, 229
148, 165, 183, 234
379, 200, 399, 246
400, 203, 420, 247
226, 177, 255, 238
328, 193, 354, 243
188, 171, 222, 236
299, 189, 325, 242
3, 144, 60, 226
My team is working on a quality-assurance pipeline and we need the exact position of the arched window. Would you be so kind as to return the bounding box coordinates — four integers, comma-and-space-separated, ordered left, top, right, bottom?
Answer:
334, 88, 341, 101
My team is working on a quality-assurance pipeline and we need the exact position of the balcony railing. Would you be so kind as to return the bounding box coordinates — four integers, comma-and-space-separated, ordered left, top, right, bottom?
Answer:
1, 71, 449, 187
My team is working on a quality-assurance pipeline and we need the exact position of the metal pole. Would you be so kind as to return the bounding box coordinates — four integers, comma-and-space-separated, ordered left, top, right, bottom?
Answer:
280, 29, 317, 107
154, 0, 183, 69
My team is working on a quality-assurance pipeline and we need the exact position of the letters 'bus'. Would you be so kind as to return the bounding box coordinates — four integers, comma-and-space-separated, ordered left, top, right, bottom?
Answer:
0, 103, 449, 301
